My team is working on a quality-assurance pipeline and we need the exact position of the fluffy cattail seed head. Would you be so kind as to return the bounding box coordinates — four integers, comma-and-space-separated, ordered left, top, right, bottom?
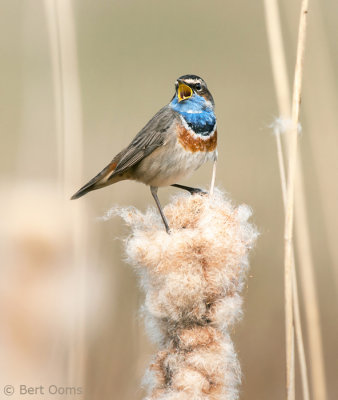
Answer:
111, 189, 258, 400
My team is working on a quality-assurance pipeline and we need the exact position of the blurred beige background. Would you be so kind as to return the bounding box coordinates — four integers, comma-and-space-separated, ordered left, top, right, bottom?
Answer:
0, 0, 337, 399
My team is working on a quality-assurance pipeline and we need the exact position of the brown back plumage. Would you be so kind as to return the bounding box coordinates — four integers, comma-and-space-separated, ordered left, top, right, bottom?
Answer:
70, 106, 177, 199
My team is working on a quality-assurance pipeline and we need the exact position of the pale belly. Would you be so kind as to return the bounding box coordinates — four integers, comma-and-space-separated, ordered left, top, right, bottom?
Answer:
132, 141, 217, 187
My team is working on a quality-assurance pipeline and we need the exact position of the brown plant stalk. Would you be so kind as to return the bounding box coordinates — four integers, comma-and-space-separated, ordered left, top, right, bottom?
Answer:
263, 1, 326, 400
44, 0, 87, 387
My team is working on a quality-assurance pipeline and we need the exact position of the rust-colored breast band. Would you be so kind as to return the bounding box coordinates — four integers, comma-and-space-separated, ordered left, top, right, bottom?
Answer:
177, 125, 217, 153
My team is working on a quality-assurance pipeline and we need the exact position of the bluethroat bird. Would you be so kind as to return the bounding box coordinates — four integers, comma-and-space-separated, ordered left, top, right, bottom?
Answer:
71, 75, 217, 233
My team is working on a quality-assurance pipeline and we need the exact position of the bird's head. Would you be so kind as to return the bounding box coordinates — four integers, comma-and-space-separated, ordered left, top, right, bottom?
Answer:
174, 75, 214, 107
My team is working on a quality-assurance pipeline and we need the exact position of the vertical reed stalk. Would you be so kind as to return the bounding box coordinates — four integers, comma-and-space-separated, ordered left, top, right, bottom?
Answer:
292, 263, 310, 400
274, 119, 310, 400
209, 160, 217, 196
284, 1, 309, 396
44, 0, 86, 387
44, 1, 64, 189
265, 0, 327, 399
294, 171, 327, 400
274, 120, 310, 400
263, 1, 316, 399
275, 120, 310, 400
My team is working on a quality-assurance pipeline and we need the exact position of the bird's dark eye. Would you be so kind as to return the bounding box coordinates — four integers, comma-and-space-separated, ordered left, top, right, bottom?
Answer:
195, 83, 202, 91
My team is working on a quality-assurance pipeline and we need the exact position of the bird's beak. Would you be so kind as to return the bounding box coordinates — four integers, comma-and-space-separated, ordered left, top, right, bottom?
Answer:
177, 82, 193, 102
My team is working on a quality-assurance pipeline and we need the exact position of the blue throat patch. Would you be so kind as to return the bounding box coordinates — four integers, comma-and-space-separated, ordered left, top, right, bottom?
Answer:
170, 94, 216, 137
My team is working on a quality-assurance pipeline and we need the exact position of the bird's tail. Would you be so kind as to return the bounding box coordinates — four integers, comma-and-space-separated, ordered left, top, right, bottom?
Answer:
70, 181, 99, 199
70, 159, 119, 200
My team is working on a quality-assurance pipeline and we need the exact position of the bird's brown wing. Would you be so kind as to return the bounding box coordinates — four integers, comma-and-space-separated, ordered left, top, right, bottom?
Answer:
110, 105, 176, 176
71, 105, 177, 199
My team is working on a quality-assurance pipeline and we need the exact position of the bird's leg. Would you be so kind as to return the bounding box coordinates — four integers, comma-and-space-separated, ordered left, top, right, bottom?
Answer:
150, 186, 171, 234
171, 184, 207, 195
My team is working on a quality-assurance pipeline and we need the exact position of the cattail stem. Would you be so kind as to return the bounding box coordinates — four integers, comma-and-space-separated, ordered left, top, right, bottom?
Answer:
264, 2, 327, 400
263, 1, 320, 399
209, 160, 217, 196
43, 0, 86, 387
292, 261, 310, 400
284, 3, 309, 397
44, 0, 64, 190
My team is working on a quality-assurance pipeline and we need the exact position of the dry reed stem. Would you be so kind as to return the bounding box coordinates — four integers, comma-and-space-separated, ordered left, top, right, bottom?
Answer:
294, 172, 327, 400
274, 120, 309, 400
264, 1, 313, 399
209, 160, 217, 197
275, 120, 310, 400
284, 2, 309, 397
44, 0, 86, 387
282, 2, 327, 400
263, 0, 291, 118
275, 127, 310, 399
265, 0, 328, 396
44, 1, 64, 189
266, 16, 327, 397
292, 263, 310, 400
264, 4, 297, 394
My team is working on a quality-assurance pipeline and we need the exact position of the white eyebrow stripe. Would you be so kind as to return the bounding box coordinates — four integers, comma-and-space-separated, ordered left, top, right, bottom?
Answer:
183, 78, 200, 85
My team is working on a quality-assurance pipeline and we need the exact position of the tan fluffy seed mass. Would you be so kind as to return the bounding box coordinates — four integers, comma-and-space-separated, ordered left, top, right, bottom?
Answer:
113, 189, 257, 400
